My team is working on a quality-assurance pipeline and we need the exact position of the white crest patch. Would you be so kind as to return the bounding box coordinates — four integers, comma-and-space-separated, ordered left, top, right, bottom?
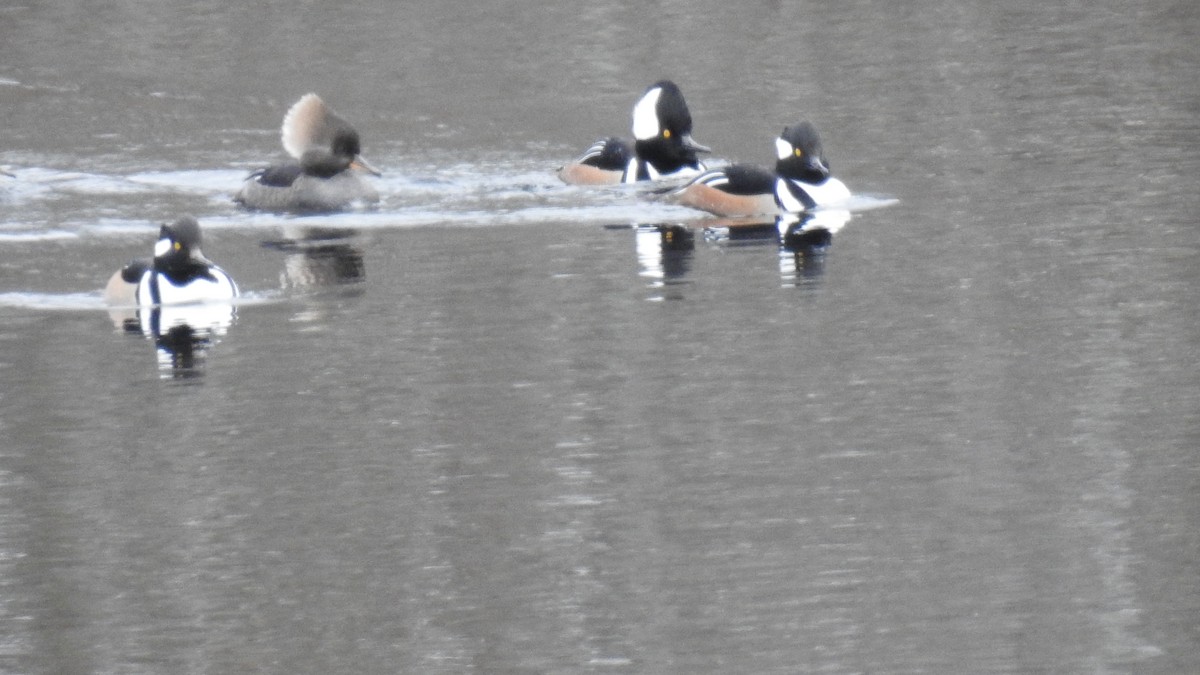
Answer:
631, 87, 663, 140
775, 137, 794, 161
154, 238, 172, 258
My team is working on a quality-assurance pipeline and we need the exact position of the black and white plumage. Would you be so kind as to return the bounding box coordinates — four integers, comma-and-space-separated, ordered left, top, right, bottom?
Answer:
673, 122, 850, 217
558, 80, 710, 185
105, 217, 239, 345
235, 94, 381, 213
556, 136, 633, 185
106, 217, 238, 309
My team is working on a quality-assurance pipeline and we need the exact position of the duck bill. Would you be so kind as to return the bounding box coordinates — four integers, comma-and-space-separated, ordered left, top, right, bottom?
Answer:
682, 134, 711, 154
350, 155, 382, 177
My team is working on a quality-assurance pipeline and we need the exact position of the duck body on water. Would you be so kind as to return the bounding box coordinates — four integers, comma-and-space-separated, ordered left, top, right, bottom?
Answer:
671, 122, 851, 217
105, 217, 238, 309
235, 94, 381, 214
558, 80, 711, 186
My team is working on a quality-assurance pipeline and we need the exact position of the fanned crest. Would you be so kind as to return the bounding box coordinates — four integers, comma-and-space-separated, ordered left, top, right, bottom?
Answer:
280, 93, 357, 160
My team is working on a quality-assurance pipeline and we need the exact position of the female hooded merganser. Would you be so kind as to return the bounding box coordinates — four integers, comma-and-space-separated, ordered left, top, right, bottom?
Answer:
105, 217, 238, 308
558, 80, 710, 185
672, 122, 850, 217
235, 94, 381, 213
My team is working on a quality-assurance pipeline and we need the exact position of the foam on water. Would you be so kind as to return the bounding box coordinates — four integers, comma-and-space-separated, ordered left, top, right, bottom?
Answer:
78, 219, 164, 236
0, 291, 108, 311
0, 290, 282, 312
0, 230, 79, 242
1, 154, 897, 243
125, 169, 246, 195
842, 194, 900, 212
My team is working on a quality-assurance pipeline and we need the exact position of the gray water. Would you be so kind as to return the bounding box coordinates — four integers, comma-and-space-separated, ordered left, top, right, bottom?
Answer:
2, 1, 1199, 673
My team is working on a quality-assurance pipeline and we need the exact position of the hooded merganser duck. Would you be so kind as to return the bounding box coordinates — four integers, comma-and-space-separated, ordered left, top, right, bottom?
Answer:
105, 217, 238, 309
235, 93, 381, 213
558, 80, 710, 185
672, 122, 850, 216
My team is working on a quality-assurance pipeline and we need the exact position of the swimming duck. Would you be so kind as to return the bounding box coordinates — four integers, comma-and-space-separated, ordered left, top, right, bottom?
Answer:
672, 122, 850, 216
235, 93, 381, 213
105, 216, 238, 309
558, 80, 710, 185
106, 218, 238, 375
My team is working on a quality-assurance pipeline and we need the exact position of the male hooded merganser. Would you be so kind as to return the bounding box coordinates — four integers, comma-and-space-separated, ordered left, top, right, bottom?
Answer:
672, 122, 850, 217
105, 217, 238, 309
235, 93, 381, 213
558, 80, 710, 185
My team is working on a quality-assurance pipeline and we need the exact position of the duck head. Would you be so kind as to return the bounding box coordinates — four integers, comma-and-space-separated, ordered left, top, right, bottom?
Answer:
631, 80, 710, 171
774, 122, 832, 183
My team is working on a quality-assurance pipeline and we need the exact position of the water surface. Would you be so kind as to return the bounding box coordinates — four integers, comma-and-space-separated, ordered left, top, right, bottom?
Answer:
2, 1, 1199, 673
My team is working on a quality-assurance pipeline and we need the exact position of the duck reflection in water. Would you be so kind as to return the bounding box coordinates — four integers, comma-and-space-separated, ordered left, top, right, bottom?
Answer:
261, 226, 365, 290
260, 226, 366, 324
696, 209, 851, 286
778, 209, 850, 287
144, 313, 230, 379
634, 224, 695, 296
104, 217, 238, 379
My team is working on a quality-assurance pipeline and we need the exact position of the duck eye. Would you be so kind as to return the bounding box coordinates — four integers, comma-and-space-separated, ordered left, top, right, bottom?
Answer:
174, 242, 182, 251
663, 129, 671, 139
794, 148, 804, 157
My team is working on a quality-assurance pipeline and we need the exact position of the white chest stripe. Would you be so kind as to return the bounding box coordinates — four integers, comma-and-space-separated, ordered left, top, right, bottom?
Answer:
775, 178, 806, 212
137, 268, 238, 306
776, 177, 851, 211
624, 159, 705, 184
804, 177, 851, 206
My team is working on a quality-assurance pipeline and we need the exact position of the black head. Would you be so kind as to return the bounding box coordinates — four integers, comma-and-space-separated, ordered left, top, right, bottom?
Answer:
154, 217, 205, 270
774, 122, 832, 182
631, 80, 711, 172
280, 94, 381, 177
298, 129, 360, 177
332, 129, 380, 176
298, 130, 379, 178
632, 81, 691, 139
330, 129, 363, 159
300, 148, 354, 178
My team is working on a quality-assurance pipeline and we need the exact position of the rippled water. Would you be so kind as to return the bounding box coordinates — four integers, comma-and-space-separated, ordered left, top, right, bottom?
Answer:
3, 1, 1199, 674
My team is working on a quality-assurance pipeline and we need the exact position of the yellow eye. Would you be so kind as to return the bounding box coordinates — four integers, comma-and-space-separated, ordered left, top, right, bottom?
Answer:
663, 129, 672, 139
174, 242, 182, 251
794, 148, 803, 157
